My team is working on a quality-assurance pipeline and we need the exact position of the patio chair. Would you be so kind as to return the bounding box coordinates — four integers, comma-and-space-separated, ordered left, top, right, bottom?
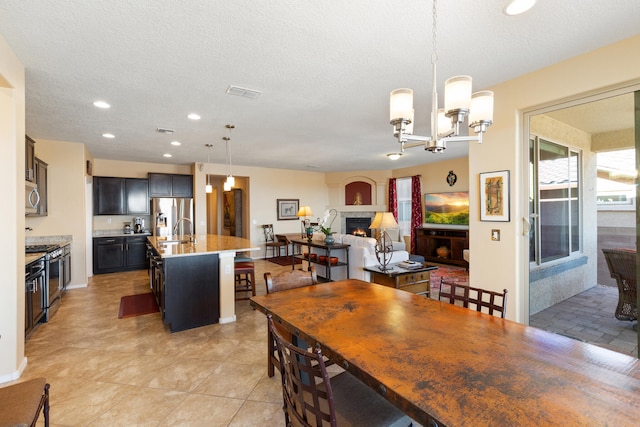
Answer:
438, 278, 508, 318
602, 248, 638, 322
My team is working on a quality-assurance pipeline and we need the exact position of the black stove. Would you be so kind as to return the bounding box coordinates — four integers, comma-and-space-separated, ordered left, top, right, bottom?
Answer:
26, 244, 63, 260
26, 244, 59, 254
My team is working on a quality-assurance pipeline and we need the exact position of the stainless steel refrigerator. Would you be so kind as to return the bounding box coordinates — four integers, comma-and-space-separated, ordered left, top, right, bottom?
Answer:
152, 198, 194, 237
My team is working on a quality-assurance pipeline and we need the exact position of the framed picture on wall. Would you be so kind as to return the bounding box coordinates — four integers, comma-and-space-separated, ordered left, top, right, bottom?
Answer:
277, 199, 299, 220
480, 170, 510, 222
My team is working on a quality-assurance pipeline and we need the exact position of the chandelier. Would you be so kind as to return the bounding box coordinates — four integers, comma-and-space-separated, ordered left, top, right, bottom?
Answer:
389, 0, 494, 154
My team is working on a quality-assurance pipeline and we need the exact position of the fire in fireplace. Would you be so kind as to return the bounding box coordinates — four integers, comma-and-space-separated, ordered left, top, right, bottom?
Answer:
346, 217, 372, 237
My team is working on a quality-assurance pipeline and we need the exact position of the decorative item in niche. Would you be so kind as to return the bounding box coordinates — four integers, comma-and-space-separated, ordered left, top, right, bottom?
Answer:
277, 199, 299, 220
345, 181, 372, 205
447, 170, 457, 186
353, 192, 363, 205
480, 170, 510, 222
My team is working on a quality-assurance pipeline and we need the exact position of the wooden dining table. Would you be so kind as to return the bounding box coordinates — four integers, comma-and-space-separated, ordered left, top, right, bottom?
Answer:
250, 279, 640, 426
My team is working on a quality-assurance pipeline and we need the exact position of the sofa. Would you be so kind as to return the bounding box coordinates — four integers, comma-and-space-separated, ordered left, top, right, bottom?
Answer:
304, 233, 409, 282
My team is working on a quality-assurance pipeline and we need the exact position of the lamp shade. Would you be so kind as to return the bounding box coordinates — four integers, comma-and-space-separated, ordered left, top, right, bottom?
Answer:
444, 75, 472, 113
369, 212, 399, 230
297, 206, 314, 217
223, 181, 231, 191
469, 91, 494, 126
226, 175, 235, 187
437, 108, 451, 135
389, 88, 414, 122
205, 183, 212, 193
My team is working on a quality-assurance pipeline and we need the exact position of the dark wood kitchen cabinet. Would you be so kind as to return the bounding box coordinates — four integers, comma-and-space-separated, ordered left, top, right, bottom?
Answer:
25, 135, 36, 182
93, 177, 149, 215
93, 235, 149, 274
148, 173, 193, 198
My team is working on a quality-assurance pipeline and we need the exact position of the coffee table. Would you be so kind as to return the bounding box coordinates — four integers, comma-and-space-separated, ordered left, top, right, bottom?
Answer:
363, 263, 437, 297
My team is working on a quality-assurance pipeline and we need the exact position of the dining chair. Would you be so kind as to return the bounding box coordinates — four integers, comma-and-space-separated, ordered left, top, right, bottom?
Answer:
0, 377, 50, 427
438, 278, 508, 318
268, 315, 412, 427
264, 267, 318, 377
602, 248, 638, 322
262, 224, 288, 258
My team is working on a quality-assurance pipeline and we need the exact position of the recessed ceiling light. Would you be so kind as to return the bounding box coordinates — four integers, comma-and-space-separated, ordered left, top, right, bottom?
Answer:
170, 141, 181, 146
163, 153, 172, 158
93, 100, 111, 109
187, 113, 201, 120
387, 153, 403, 160
504, 0, 536, 16
102, 133, 115, 139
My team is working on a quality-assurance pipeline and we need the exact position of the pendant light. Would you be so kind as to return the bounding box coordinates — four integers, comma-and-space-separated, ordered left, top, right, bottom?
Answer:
204, 144, 213, 193
223, 124, 235, 189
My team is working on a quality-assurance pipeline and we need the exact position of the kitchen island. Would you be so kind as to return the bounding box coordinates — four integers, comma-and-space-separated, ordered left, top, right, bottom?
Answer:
147, 235, 258, 332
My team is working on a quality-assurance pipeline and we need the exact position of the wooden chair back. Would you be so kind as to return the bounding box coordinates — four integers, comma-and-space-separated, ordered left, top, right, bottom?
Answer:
262, 224, 276, 243
602, 248, 638, 321
264, 267, 318, 377
439, 278, 508, 318
264, 267, 317, 294
268, 315, 337, 427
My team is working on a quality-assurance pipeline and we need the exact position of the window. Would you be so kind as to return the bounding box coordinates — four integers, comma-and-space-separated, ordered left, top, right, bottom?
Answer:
596, 149, 636, 209
396, 177, 412, 236
529, 136, 581, 264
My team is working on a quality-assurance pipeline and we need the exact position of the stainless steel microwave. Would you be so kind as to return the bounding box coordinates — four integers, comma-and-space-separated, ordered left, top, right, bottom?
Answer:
25, 181, 40, 214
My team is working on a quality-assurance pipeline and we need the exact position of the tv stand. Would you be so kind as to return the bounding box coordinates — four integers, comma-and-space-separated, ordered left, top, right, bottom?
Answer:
415, 228, 469, 267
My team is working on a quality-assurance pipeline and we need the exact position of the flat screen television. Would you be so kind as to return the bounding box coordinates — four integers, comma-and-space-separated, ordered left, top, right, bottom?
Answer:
424, 192, 469, 225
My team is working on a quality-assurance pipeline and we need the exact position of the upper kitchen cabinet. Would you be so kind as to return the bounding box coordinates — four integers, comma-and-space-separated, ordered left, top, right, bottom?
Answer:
148, 173, 193, 198
125, 179, 150, 214
93, 177, 149, 215
25, 135, 36, 182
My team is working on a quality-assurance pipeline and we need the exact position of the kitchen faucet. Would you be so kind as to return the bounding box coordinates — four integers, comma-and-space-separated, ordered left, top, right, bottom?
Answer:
173, 217, 194, 241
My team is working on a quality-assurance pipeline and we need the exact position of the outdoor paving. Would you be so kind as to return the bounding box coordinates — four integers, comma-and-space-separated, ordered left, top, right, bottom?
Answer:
530, 284, 638, 357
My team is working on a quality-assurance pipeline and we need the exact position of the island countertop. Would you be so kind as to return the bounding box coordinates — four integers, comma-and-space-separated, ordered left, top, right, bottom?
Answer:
147, 235, 259, 257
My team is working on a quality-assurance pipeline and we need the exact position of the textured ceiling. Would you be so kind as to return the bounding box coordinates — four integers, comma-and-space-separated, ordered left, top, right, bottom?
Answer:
0, 0, 639, 172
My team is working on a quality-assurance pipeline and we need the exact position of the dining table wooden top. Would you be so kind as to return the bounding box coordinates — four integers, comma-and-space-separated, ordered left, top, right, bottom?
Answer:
250, 279, 640, 427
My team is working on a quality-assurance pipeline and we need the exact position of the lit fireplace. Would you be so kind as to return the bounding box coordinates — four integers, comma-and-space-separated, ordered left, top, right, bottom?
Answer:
345, 217, 372, 237
352, 228, 367, 237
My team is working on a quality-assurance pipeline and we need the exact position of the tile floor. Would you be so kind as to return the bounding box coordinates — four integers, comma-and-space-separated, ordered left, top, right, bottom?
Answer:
530, 284, 638, 357
20, 260, 292, 427
14, 260, 638, 425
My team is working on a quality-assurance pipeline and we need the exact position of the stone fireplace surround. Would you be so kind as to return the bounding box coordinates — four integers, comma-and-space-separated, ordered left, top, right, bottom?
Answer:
340, 211, 375, 236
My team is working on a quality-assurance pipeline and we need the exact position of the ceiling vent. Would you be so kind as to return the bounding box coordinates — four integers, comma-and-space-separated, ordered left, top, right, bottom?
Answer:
226, 85, 262, 99
156, 128, 175, 134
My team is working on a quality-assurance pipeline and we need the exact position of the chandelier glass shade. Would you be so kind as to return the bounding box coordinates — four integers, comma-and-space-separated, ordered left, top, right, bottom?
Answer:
389, 0, 494, 154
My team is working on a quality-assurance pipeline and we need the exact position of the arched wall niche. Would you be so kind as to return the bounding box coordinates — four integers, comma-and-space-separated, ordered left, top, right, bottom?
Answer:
345, 181, 372, 205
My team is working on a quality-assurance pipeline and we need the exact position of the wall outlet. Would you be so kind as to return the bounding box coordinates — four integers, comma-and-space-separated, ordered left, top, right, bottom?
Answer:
107, 217, 112, 224
491, 229, 500, 241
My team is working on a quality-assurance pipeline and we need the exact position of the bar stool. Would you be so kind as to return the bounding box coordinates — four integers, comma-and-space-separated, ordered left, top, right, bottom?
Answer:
0, 377, 50, 427
234, 262, 256, 301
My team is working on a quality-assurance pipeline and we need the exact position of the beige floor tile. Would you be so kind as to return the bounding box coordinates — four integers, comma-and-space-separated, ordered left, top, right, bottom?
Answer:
246, 374, 283, 404
159, 393, 244, 427
228, 400, 285, 426
194, 362, 265, 399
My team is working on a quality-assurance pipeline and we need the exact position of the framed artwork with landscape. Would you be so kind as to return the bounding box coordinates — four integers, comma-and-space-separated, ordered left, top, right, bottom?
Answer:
277, 199, 299, 220
480, 170, 510, 222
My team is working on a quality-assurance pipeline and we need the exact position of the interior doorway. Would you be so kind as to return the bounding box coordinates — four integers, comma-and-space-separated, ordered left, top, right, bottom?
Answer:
204, 174, 249, 238
527, 90, 639, 357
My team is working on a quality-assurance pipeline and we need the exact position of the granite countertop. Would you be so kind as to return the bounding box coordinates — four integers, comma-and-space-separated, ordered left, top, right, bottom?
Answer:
93, 230, 152, 238
25, 252, 46, 265
148, 235, 259, 258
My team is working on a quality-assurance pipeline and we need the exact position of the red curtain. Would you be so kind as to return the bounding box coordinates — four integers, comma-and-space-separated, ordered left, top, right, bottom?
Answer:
388, 178, 397, 219
410, 175, 422, 254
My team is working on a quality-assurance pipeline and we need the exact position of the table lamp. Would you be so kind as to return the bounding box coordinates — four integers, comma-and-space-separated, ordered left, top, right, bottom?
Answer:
369, 212, 399, 271
297, 206, 314, 240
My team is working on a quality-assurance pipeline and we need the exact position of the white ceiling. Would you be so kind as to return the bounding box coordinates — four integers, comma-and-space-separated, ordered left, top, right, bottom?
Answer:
1, 0, 639, 172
